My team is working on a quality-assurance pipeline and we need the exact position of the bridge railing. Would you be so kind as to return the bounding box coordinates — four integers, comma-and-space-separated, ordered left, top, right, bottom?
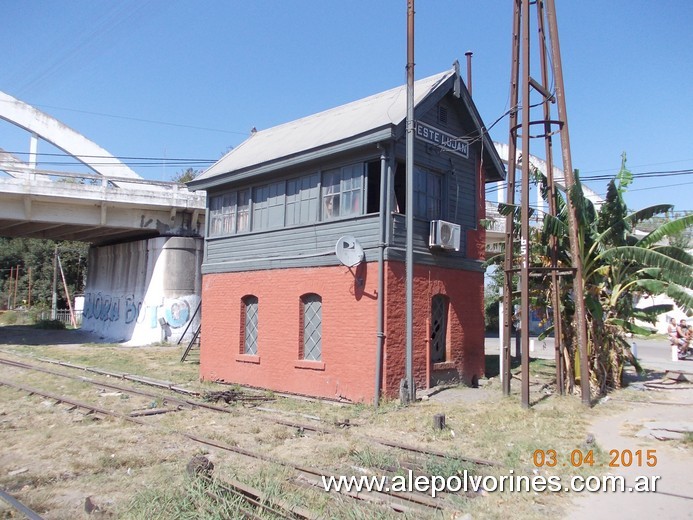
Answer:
1, 166, 196, 192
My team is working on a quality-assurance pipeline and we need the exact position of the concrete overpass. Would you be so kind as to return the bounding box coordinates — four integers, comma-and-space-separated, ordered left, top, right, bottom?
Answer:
0, 90, 205, 345
0, 165, 204, 244
0, 90, 205, 244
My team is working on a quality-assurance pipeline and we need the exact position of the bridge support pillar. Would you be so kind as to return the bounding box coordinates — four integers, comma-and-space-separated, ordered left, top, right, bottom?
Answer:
81, 236, 203, 345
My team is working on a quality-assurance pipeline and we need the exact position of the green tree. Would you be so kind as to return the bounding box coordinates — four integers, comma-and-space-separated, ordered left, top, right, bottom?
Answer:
538, 158, 692, 394
172, 168, 200, 184
0, 238, 88, 311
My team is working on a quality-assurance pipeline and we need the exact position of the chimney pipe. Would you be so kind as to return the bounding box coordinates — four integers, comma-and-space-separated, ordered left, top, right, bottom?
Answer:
465, 51, 473, 96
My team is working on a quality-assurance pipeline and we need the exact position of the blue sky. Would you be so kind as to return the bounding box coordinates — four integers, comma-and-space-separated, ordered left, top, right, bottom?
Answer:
2, 1, 692, 213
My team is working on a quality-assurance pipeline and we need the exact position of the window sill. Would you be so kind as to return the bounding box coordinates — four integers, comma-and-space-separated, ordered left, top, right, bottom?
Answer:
206, 214, 377, 240
235, 354, 261, 364
294, 360, 326, 371
432, 361, 455, 371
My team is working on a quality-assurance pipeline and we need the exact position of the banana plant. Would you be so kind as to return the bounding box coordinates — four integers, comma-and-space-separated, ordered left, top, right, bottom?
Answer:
536, 155, 692, 394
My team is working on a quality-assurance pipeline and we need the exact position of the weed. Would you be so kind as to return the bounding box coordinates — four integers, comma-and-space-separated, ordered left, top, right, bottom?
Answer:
350, 446, 397, 470
33, 319, 66, 330
422, 455, 476, 479
0, 310, 19, 325
124, 475, 247, 519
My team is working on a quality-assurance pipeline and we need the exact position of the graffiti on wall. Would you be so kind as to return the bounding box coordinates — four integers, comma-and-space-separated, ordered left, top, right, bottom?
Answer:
164, 300, 190, 328
83, 292, 193, 329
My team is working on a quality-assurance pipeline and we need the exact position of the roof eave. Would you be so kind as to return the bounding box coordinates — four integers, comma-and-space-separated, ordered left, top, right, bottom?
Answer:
456, 87, 506, 183
188, 126, 395, 191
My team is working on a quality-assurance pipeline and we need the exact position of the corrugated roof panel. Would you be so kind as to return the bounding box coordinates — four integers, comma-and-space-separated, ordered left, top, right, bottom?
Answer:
196, 69, 455, 182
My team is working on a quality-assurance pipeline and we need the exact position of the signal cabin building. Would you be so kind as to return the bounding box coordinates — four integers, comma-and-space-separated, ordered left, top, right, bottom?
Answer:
188, 65, 505, 402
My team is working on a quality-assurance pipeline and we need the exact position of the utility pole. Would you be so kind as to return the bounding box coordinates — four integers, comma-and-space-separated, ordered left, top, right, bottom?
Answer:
535, 0, 565, 393
27, 267, 32, 308
501, 0, 521, 397
7, 267, 14, 310
51, 244, 58, 320
13, 266, 19, 309
503, 0, 590, 406
544, 0, 590, 404
57, 254, 77, 328
404, 0, 416, 404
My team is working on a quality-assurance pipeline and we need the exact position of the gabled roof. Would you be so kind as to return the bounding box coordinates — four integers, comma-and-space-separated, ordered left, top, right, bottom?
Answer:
190, 66, 505, 190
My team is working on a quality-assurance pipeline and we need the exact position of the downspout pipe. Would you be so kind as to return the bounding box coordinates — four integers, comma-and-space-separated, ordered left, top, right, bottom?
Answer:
374, 145, 388, 406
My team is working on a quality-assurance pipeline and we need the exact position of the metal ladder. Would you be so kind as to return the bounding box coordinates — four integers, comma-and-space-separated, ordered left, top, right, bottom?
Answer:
180, 324, 201, 362
179, 302, 201, 363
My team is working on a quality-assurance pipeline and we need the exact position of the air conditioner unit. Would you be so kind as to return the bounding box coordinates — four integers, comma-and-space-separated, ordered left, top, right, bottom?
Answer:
429, 220, 461, 251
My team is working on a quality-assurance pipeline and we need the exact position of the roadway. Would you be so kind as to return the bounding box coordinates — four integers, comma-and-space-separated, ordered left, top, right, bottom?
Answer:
484, 334, 691, 375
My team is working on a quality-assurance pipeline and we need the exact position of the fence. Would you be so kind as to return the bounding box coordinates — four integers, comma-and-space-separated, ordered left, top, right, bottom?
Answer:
40, 309, 83, 327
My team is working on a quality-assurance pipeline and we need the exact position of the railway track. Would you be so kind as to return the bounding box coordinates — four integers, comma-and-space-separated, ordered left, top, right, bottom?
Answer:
0, 488, 44, 520
0, 375, 448, 517
0, 355, 502, 470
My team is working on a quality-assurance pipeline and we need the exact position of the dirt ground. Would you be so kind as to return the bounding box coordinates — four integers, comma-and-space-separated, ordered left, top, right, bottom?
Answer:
0, 326, 691, 519
565, 389, 693, 520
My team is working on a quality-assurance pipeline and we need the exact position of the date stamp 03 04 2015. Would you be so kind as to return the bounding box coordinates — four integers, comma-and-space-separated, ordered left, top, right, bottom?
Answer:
532, 449, 658, 469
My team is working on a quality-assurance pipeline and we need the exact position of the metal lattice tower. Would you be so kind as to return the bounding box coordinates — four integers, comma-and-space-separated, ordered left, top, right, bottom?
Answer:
502, 0, 590, 407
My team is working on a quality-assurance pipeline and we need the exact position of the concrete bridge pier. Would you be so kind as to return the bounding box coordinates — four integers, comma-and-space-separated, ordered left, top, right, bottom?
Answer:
82, 236, 203, 345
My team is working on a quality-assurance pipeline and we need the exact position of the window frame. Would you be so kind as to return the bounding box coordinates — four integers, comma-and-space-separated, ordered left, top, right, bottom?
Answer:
300, 293, 322, 362
430, 294, 449, 363
207, 162, 367, 238
240, 295, 259, 356
414, 166, 444, 220
321, 164, 364, 220
208, 189, 250, 237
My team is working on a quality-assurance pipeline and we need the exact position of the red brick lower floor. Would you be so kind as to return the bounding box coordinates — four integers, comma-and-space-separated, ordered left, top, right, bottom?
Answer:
199, 261, 485, 402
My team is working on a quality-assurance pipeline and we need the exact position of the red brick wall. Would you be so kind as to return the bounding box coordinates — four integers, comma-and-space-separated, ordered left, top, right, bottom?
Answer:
200, 260, 485, 403
200, 265, 378, 402
382, 261, 485, 398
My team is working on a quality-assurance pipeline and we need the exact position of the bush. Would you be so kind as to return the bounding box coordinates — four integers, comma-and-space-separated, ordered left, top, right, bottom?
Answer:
0, 310, 19, 325
33, 319, 66, 330
485, 299, 499, 331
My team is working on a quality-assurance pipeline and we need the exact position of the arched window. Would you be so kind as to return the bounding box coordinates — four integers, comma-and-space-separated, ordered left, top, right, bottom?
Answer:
301, 294, 322, 361
430, 294, 449, 363
241, 295, 258, 355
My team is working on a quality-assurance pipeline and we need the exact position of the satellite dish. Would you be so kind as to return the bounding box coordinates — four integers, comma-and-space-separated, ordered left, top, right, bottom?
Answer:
335, 235, 364, 267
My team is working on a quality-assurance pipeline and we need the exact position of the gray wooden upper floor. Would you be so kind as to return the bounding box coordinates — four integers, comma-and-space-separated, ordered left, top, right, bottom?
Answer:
189, 65, 506, 274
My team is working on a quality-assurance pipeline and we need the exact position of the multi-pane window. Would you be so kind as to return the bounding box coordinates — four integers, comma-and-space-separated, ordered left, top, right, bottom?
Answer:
252, 181, 285, 231
414, 167, 443, 220
209, 189, 250, 237
430, 294, 449, 363
285, 173, 319, 226
209, 193, 233, 236
236, 190, 250, 232
208, 163, 365, 237
301, 294, 322, 361
321, 164, 363, 220
242, 295, 258, 355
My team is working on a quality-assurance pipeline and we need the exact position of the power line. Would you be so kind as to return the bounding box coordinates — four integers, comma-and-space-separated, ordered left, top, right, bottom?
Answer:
579, 169, 693, 182
617, 180, 693, 193
4, 150, 215, 164
581, 158, 693, 174
0, 98, 248, 136
485, 168, 693, 193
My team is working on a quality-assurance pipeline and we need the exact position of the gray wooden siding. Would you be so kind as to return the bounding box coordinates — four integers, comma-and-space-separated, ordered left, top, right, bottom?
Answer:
387, 214, 483, 272
203, 214, 381, 273
417, 95, 478, 231
201, 93, 484, 275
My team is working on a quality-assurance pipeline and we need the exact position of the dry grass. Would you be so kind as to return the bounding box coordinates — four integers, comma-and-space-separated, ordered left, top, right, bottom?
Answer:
0, 331, 616, 519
